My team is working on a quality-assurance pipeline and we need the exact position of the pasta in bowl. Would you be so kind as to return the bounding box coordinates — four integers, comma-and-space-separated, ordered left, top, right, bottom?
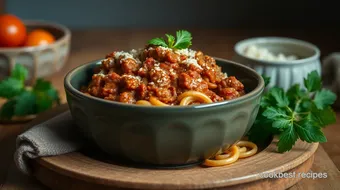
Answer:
64, 31, 264, 167
81, 45, 245, 106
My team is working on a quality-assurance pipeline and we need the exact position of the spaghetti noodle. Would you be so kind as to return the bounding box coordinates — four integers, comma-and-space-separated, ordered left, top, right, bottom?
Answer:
135, 91, 214, 106
203, 140, 258, 167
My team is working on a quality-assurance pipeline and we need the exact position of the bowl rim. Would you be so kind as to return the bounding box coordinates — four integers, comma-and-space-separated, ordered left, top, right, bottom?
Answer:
0, 20, 71, 52
64, 57, 264, 111
234, 36, 320, 66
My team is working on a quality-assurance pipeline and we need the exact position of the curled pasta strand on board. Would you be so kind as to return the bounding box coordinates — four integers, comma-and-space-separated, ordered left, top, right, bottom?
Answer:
236, 141, 258, 158
203, 145, 240, 167
203, 141, 258, 167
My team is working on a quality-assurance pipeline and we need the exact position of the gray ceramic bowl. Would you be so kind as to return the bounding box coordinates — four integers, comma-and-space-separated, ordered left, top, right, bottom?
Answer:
233, 37, 321, 91
64, 58, 264, 166
0, 20, 71, 84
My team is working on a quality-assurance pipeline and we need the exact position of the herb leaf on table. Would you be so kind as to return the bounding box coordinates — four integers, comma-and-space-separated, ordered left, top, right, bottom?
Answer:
248, 70, 337, 153
0, 64, 60, 120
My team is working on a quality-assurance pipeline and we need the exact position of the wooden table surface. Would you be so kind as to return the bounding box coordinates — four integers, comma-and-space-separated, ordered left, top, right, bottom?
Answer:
0, 28, 340, 190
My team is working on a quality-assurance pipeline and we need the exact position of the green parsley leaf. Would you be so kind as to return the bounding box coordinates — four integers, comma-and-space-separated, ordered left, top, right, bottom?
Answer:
249, 70, 336, 153
14, 91, 36, 116
148, 38, 168, 47
0, 99, 16, 119
269, 87, 289, 107
0, 64, 60, 119
0, 78, 24, 99
272, 118, 292, 129
262, 75, 271, 87
47, 88, 61, 105
36, 94, 53, 113
262, 107, 289, 119
311, 106, 336, 127
11, 64, 28, 82
313, 89, 337, 109
33, 78, 52, 91
304, 70, 321, 92
148, 30, 192, 50
31, 78, 60, 113
287, 84, 304, 101
165, 34, 175, 48
173, 30, 192, 49
277, 126, 298, 153
294, 117, 327, 143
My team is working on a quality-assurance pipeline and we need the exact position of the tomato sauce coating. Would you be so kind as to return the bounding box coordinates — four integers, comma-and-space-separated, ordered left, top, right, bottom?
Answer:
82, 45, 245, 105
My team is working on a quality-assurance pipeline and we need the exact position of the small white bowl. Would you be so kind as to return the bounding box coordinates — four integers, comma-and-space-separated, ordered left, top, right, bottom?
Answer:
232, 37, 321, 91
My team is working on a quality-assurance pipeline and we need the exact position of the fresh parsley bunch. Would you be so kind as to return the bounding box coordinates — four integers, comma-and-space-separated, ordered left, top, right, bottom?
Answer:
0, 64, 60, 119
148, 30, 192, 50
248, 71, 337, 153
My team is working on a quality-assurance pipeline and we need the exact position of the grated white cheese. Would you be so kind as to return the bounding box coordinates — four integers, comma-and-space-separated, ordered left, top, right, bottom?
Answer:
121, 74, 142, 81
114, 51, 134, 60
169, 68, 176, 75
157, 46, 173, 51
223, 72, 228, 79
175, 48, 196, 58
129, 49, 139, 57
183, 58, 203, 69
244, 45, 298, 61
114, 51, 141, 64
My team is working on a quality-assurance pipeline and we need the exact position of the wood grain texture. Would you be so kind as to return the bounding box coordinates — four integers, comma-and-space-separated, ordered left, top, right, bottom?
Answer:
32, 156, 315, 190
322, 112, 340, 170
2, 147, 339, 190
31, 141, 317, 190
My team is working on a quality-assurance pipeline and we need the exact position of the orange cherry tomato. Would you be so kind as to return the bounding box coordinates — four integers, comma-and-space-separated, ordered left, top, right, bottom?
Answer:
0, 14, 27, 47
25, 29, 55, 46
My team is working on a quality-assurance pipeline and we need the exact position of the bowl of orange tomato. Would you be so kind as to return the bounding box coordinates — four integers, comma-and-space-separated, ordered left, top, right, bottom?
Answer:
0, 14, 71, 84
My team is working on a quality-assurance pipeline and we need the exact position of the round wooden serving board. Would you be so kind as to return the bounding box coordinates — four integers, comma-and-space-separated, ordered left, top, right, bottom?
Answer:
31, 105, 318, 190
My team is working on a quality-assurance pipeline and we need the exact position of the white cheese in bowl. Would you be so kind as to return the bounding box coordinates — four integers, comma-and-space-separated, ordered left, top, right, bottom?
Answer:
244, 45, 298, 62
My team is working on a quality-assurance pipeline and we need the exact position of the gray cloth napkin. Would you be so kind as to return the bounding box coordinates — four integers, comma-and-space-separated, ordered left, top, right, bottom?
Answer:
14, 111, 84, 175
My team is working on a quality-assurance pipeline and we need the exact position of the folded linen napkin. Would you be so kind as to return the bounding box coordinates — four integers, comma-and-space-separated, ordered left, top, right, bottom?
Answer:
14, 111, 84, 175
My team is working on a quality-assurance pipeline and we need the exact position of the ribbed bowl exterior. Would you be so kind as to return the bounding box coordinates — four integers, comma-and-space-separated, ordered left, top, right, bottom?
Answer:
233, 37, 321, 91
233, 54, 321, 91
65, 59, 264, 165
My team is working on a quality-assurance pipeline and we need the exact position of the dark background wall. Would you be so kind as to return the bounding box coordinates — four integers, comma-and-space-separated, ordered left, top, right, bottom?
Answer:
5, 0, 340, 29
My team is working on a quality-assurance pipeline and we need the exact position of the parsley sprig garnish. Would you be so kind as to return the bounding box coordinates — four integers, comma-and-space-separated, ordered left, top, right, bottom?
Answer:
148, 30, 192, 49
0, 64, 60, 120
248, 71, 337, 153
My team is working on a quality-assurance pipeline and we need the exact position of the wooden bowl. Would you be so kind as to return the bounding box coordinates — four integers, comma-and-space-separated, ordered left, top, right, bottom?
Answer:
0, 20, 71, 85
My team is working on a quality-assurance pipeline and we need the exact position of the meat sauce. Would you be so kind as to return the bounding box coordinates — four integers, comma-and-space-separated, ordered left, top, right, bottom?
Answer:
81, 45, 245, 105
